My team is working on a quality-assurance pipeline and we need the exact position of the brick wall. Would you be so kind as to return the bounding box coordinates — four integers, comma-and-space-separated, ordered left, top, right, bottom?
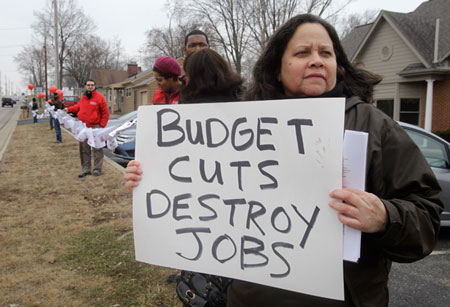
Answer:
432, 79, 450, 131
419, 79, 450, 132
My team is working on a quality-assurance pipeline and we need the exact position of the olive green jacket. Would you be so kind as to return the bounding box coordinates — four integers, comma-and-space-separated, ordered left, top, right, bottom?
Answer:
227, 97, 443, 307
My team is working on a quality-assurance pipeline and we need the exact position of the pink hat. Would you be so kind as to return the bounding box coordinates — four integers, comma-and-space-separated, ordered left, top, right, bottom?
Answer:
153, 56, 181, 77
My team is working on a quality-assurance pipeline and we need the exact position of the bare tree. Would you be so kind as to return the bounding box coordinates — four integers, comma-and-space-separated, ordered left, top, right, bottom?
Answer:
240, 0, 300, 52
64, 35, 126, 87
338, 9, 378, 38
186, 0, 251, 74
33, 0, 95, 87
141, 0, 213, 68
14, 43, 46, 90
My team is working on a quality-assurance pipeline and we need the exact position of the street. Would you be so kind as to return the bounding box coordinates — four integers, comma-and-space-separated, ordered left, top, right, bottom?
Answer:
0, 104, 20, 160
389, 227, 450, 306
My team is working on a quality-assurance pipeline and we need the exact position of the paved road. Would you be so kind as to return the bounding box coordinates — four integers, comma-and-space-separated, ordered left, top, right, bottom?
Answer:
389, 227, 450, 307
0, 105, 20, 160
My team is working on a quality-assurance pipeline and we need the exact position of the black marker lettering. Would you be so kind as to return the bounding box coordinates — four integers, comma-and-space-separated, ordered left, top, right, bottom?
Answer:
246, 200, 266, 236
186, 119, 205, 145
291, 205, 320, 248
200, 159, 224, 185
169, 156, 192, 183
175, 227, 210, 261
223, 198, 247, 226
287, 119, 313, 154
230, 161, 251, 191
146, 189, 170, 218
198, 194, 220, 221
257, 117, 277, 151
271, 207, 292, 234
270, 242, 294, 278
212, 234, 237, 264
231, 117, 254, 151
258, 160, 279, 190
206, 118, 229, 148
173, 193, 192, 221
157, 109, 185, 146
240, 235, 269, 269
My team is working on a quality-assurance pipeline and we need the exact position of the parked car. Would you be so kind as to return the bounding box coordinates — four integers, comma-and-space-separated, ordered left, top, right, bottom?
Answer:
106, 110, 137, 128
112, 140, 136, 164
2, 97, 14, 107
398, 121, 450, 226
63, 95, 80, 108
110, 120, 450, 226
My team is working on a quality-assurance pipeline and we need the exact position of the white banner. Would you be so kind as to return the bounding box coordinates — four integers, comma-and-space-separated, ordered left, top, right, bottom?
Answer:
36, 103, 136, 150
133, 98, 346, 300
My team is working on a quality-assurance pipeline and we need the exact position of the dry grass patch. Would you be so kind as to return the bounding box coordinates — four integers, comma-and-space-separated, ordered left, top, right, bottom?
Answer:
0, 123, 179, 306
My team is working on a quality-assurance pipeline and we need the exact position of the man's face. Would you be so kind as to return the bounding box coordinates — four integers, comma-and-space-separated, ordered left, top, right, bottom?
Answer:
184, 34, 209, 55
85, 81, 96, 92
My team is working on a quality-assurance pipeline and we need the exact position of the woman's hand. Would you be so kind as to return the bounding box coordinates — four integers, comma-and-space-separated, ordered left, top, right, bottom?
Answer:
329, 188, 388, 233
124, 160, 143, 191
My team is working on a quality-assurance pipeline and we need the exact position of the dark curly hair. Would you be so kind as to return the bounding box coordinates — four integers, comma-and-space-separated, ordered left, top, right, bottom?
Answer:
243, 14, 381, 102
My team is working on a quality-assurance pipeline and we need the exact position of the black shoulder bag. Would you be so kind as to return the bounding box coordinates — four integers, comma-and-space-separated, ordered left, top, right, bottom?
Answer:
175, 270, 232, 307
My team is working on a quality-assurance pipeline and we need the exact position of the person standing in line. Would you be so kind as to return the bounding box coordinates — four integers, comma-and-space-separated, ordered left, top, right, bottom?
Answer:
152, 56, 184, 105
64, 79, 109, 178
31, 98, 38, 123
184, 29, 210, 56
125, 14, 443, 307
49, 92, 64, 143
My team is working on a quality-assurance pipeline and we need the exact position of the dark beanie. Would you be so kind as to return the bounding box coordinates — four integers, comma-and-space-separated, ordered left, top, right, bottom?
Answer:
154, 56, 182, 77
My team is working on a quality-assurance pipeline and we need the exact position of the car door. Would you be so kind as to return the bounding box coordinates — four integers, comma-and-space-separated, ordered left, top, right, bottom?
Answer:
402, 125, 450, 226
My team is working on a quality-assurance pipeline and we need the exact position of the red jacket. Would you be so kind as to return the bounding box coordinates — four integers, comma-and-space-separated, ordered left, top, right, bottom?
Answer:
68, 90, 109, 127
152, 88, 180, 104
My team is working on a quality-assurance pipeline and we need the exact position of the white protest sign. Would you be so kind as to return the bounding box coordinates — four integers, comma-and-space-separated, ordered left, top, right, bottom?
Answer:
133, 98, 345, 300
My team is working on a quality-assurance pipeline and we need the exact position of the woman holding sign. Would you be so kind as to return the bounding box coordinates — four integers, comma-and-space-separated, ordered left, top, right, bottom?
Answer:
226, 14, 443, 307
125, 14, 443, 307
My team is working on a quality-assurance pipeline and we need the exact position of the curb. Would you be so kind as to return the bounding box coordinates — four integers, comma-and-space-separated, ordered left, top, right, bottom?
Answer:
0, 108, 21, 161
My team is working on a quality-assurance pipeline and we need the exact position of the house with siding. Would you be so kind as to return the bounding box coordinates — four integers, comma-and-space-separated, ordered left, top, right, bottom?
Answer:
342, 0, 449, 132
106, 59, 184, 114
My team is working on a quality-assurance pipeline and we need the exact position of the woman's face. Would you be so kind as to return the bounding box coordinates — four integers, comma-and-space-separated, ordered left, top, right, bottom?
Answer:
154, 71, 178, 93
279, 23, 337, 97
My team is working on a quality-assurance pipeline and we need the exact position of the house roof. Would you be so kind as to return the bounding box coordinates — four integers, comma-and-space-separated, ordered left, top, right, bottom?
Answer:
90, 69, 128, 87
342, 23, 372, 61
133, 75, 155, 88
344, 0, 450, 67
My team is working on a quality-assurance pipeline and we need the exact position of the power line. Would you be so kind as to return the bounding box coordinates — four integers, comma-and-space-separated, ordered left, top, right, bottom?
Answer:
0, 45, 26, 48
0, 27, 31, 31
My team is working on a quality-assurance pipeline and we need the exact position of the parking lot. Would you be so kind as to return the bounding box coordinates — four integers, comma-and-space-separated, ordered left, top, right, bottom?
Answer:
389, 227, 450, 306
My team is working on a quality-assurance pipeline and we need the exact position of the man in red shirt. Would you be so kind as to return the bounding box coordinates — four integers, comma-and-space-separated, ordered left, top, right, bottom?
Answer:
65, 79, 109, 178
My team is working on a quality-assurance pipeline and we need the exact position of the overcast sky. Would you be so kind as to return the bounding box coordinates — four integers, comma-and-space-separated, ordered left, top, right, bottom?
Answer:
0, 0, 426, 94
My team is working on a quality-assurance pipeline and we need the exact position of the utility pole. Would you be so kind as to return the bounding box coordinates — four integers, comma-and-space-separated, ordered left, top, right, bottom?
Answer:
44, 24, 48, 101
53, 0, 60, 88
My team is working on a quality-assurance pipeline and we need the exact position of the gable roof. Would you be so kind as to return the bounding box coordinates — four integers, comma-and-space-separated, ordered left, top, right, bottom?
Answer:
344, 0, 450, 67
90, 69, 128, 87
342, 23, 372, 61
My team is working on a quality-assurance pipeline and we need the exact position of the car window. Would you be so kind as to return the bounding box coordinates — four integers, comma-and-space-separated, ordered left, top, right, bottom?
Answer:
405, 129, 450, 168
65, 96, 79, 102
116, 111, 137, 124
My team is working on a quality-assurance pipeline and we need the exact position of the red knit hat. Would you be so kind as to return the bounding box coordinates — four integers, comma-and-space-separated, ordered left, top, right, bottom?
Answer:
153, 56, 181, 77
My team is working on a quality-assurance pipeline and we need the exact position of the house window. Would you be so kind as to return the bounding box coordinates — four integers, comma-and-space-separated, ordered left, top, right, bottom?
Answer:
376, 99, 394, 118
126, 88, 131, 97
400, 98, 420, 125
